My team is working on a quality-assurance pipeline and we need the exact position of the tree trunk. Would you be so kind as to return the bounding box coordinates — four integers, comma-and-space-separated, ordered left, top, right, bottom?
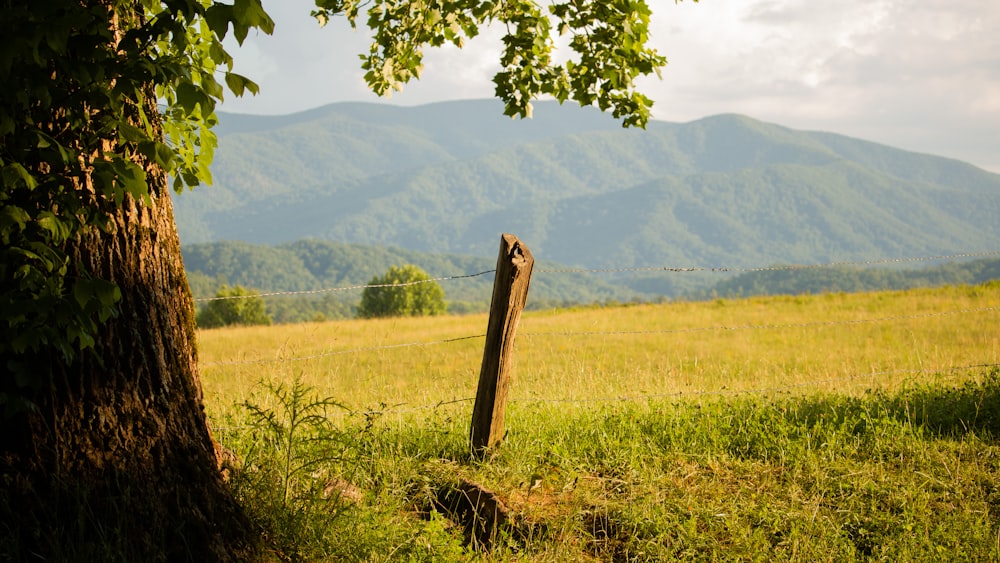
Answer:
0, 4, 254, 561
1, 132, 254, 563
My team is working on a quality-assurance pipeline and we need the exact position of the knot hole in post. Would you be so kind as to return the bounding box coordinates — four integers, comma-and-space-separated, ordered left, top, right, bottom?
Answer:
510, 243, 522, 260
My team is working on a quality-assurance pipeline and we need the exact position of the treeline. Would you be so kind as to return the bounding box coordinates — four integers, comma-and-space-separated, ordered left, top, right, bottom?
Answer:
686, 258, 1000, 300
183, 239, 641, 324
184, 240, 1000, 325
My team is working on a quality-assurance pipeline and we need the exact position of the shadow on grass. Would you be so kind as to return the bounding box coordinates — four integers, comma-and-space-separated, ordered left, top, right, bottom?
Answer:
785, 366, 1000, 441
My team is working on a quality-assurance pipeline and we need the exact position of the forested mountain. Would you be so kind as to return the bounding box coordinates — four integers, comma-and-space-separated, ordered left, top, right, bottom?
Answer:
172, 99, 1000, 271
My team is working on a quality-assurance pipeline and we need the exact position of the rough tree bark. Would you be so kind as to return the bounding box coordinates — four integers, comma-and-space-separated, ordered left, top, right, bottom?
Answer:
2, 174, 252, 562
0, 3, 253, 561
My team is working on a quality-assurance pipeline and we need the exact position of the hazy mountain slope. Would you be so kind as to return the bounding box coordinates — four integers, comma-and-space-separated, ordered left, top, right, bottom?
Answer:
536, 159, 992, 268
174, 99, 635, 244
172, 100, 1000, 269
214, 99, 641, 153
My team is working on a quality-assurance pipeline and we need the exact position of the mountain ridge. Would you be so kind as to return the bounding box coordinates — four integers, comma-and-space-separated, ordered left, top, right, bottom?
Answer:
172, 99, 1000, 271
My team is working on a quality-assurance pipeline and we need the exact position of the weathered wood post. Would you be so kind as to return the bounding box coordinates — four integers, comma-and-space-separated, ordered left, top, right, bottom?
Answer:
470, 233, 534, 458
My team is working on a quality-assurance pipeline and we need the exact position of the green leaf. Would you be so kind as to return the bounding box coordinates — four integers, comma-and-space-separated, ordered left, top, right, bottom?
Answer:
232, 0, 274, 43
208, 40, 232, 68
117, 121, 147, 143
66, 324, 95, 350
10, 247, 43, 264
138, 140, 176, 171
110, 157, 149, 203
0, 114, 14, 136
175, 81, 204, 115
34, 131, 73, 164
71, 280, 91, 309
73, 278, 121, 316
201, 72, 223, 98
233, 21, 249, 45
224, 72, 248, 97
242, 77, 259, 96
36, 212, 71, 242
181, 170, 200, 187
0, 205, 30, 238
1, 163, 38, 190
205, 3, 234, 40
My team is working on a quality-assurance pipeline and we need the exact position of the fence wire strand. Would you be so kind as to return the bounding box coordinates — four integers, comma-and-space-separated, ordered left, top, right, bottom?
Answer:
201, 304, 998, 367
194, 269, 496, 302
193, 251, 1000, 302
537, 251, 1000, 274
292, 362, 1000, 420
212, 361, 1000, 430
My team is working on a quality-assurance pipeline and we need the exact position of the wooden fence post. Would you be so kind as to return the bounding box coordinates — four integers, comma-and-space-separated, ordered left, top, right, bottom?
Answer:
470, 233, 534, 458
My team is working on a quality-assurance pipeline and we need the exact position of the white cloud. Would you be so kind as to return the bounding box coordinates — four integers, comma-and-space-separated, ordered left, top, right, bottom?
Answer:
641, 0, 1000, 171
220, 0, 1000, 172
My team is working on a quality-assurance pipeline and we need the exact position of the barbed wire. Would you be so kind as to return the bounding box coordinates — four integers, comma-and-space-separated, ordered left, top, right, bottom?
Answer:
200, 304, 998, 367
536, 251, 1000, 274
192, 251, 1000, 302
209, 362, 999, 426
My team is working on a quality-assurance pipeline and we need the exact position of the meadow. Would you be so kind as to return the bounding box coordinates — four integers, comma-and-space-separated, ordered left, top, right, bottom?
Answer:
199, 282, 1000, 561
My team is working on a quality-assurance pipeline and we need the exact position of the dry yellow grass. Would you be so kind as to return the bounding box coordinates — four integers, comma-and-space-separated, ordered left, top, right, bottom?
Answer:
197, 283, 1000, 421
199, 282, 1000, 561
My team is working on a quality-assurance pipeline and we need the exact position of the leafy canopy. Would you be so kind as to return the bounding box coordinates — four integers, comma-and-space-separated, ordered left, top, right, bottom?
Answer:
0, 0, 272, 377
313, 0, 689, 127
357, 265, 448, 319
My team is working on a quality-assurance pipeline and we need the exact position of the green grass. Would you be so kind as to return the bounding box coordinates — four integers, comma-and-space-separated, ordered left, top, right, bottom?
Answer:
200, 283, 1000, 560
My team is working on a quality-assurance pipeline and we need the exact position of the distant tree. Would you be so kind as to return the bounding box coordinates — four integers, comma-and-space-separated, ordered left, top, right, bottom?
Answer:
357, 265, 447, 318
197, 285, 272, 328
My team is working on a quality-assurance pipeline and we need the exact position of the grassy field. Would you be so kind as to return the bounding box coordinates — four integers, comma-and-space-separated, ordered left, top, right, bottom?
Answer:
199, 283, 1000, 561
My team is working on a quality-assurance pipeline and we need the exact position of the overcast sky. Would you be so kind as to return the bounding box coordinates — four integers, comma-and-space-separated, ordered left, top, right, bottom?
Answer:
220, 0, 1000, 173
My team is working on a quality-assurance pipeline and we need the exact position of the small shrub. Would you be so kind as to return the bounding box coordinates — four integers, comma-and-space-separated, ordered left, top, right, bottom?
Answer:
227, 376, 352, 560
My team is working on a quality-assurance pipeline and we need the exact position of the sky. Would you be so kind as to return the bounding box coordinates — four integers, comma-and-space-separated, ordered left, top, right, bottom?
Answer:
220, 0, 1000, 173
